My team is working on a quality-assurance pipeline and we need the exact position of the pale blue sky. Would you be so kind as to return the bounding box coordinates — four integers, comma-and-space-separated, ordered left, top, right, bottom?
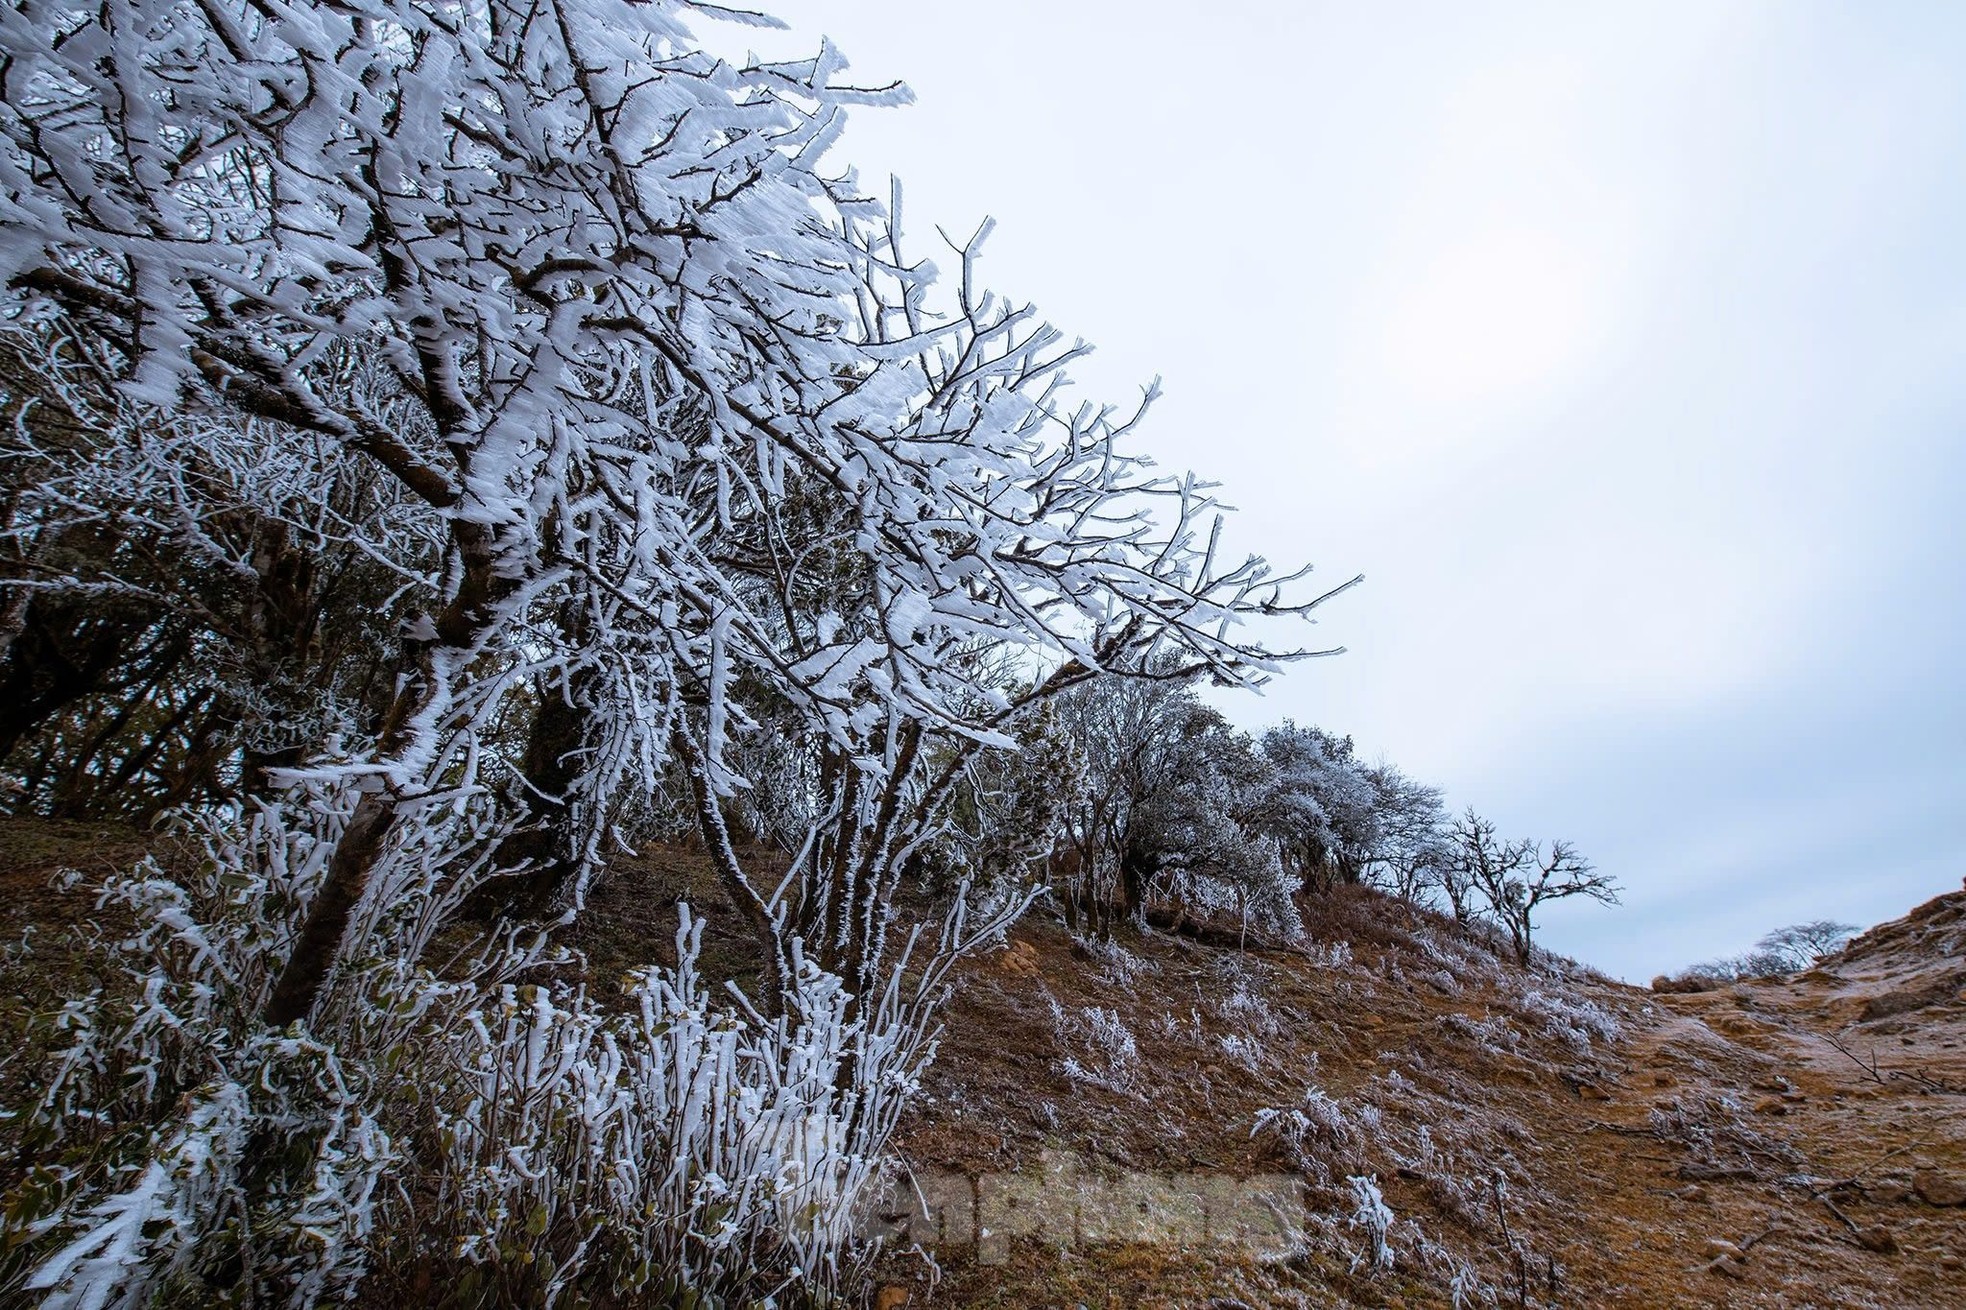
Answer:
730, 2, 1966, 979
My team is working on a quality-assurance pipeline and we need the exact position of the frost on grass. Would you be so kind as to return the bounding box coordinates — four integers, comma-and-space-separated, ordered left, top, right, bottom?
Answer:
7, 798, 965, 1307
1253, 1085, 1368, 1185
1646, 1090, 1805, 1180
1218, 1033, 1266, 1075
1514, 988, 1621, 1056
1436, 1012, 1526, 1058
1219, 982, 1281, 1036
1345, 1174, 1396, 1274
1304, 939, 1355, 970
1072, 935, 1153, 989
1049, 1000, 1142, 1095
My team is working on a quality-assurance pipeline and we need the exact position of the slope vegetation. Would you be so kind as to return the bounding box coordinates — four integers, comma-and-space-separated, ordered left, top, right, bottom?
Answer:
4, 821, 1964, 1308
866, 885, 1966, 1308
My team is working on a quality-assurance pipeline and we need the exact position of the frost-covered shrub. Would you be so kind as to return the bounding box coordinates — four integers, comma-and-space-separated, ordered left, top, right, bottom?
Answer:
1421, 968, 1463, 996
430, 917, 929, 1303
1210, 959, 1280, 1038
1395, 1122, 1438, 1172
10, 791, 498, 1307
4, 796, 957, 1308
1219, 1033, 1265, 1074
1435, 1012, 1523, 1058
1346, 1174, 1396, 1273
1515, 989, 1621, 1056
1305, 939, 1355, 970
1073, 934, 1152, 988
1645, 1091, 1804, 1178
1050, 1001, 1142, 1094
1253, 1085, 1366, 1184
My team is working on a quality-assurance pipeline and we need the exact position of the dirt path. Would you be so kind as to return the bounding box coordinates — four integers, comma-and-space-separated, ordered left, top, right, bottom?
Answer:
1543, 947, 1966, 1308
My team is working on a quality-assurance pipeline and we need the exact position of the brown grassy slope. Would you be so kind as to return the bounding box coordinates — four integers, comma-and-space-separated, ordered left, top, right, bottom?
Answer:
0, 817, 149, 1134
3, 822, 1964, 1308
590, 852, 1966, 1307
853, 882, 1966, 1310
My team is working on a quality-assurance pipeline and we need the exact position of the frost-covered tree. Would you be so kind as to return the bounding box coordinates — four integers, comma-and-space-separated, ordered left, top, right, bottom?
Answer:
0, 1, 1342, 1301
1, 343, 435, 820
1445, 809, 1619, 966
0, 0, 1339, 1022
1170, 726, 1297, 944
1049, 673, 1296, 940
1753, 919, 1858, 971
1357, 765, 1449, 901
1259, 721, 1380, 892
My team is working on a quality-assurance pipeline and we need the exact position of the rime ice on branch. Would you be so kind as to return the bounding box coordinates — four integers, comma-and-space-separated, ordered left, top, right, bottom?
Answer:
0, 0, 1340, 1022
0, 3, 1343, 1304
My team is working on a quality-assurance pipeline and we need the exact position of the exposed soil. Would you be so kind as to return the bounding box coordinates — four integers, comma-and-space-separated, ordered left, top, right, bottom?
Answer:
866, 885, 1966, 1308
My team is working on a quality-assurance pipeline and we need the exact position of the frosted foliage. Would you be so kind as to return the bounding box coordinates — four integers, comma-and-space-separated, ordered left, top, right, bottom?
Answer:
0, 0, 1323, 825
0, 0, 1329, 1301
1049, 1000, 1141, 1094
1346, 1174, 1395, 1273
13, 803, 954, 1305
1516, 988, 1620, 1055
1252, 1084, 1369, 1185
435, 912, 934, 1298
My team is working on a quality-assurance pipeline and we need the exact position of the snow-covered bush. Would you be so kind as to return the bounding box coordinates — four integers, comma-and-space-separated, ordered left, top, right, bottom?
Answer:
1073, 934, 1153, 989
6, 799, 980, 1306
1514, 988, 1621, 1056
1050, 1001, 1142, 1095
1252, 1085, 1369, 1187
1215, 975, 1280, 1039
1345, 1174, 1396, 1273
1304, 939, 1355, 970
13, 791, 507, 1306
1435, 1012, 1524, 1059
1218, 1032, 1265, 1074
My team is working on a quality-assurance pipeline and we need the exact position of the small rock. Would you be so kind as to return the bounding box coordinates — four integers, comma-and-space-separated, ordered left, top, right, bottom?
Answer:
1576, 1081, 1611, 1102
875, 1287, 909, 1310
1913, 1168, 1966, 1207
1856, 1225, 1898, 1254
1702, 1238, 1741, 1259
1669, 1184, 1710, 1204
1751, 1095, 1789, 1116
995, 940, 1041, 977
1652, 1072, 1676, 1087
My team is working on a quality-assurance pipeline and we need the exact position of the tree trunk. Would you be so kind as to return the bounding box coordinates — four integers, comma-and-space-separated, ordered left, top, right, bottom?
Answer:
263, 790, 402, 1026
479, 669, 594, 916
260, 515, 507, 1027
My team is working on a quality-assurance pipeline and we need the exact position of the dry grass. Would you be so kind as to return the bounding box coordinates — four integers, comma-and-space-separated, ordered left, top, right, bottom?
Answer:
4, 821, 1964, 1307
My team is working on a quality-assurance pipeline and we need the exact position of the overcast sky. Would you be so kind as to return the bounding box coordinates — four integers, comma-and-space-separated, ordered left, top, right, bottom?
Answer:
725, 1, 1966, 980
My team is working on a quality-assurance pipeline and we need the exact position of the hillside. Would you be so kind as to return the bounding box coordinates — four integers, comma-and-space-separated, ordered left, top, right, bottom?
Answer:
550, 846, 1966, 1307
4, 821, 1964, 1307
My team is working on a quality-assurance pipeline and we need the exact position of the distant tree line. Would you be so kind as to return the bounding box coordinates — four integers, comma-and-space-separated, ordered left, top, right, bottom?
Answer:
907, 671, 1620, 965
1654, 920, 1858, 991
